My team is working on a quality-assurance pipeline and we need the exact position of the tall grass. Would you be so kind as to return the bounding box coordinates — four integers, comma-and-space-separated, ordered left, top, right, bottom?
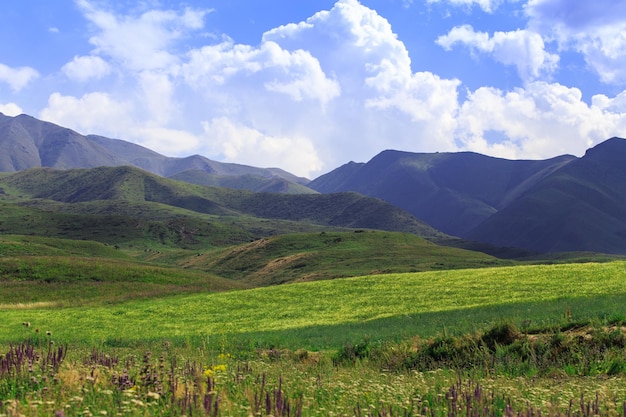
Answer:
3, 334, 626, 417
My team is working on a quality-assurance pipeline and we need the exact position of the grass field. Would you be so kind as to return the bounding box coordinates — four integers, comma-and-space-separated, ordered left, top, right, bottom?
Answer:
3, 261, 626, 348
3, 231, 626, 416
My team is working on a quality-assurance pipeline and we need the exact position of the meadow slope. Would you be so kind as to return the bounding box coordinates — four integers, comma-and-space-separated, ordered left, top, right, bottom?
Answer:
2, 261, 626, 349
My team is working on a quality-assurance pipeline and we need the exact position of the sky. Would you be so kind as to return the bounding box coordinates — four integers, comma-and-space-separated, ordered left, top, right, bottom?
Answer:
1, 0, 626, 178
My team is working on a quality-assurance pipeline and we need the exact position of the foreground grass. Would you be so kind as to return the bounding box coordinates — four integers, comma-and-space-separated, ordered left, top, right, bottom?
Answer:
3, 334, 626, 417
4, 261, 626, 416
2, 261, 626, 348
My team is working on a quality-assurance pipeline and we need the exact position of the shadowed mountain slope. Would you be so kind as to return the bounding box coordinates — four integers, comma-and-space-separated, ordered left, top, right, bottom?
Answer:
311, 138, 626, 254
466, 138, 626, 254
310, 150, 575, 237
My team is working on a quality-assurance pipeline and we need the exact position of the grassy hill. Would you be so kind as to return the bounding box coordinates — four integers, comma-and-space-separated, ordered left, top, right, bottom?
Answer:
170, 170, 318, 194
178, 231, 508, 286
0, 166, 442, 249
0, 233, 248, 308
2, 261, 626, 349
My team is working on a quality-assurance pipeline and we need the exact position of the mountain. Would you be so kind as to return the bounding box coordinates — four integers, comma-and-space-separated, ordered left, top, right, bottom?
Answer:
467, 138, 626, 254
0, 165, 442, 243
0, 112, 311, 192
310, 149, 575, 237
310, 138, 626, 254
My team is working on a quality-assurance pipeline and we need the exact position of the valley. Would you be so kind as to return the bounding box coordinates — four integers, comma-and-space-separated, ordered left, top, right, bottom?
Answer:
2, 113, 626, 416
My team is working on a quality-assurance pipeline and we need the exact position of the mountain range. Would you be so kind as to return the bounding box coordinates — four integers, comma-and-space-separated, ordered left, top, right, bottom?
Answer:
2, 111, 626, 255
0, 112, 311, 194
310, 138, 626, 254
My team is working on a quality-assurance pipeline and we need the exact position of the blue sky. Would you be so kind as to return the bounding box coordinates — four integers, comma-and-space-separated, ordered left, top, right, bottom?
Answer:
1, 0, 626, 178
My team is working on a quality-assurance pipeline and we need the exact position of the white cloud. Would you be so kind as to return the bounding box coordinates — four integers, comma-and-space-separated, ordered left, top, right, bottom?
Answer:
592, 90, 626, 114
436, 25, 559, 82
456, 82, 626, 158
0, 102, 23, 116
202, 117, 323, 177
0, 63, 39, 92
40, 92, 133, 138
40, 91, 199, 156
426, 0, 504, 13
176, 0, 463, 172
75, 0, 208, 71
45, 0, 623, 181
62, 55, 112, 82
138, 71, 177, 125
526, 0, 626, 84
182, 40, 341, 105
130, 126, 200, 156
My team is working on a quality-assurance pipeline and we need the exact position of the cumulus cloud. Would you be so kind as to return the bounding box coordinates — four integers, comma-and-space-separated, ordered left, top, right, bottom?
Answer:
436, 25, 559, 82
40, 91, 199, 155
526, 0, 626, 84
177, 0, 462, 173
0, 102, 23, 116
40, 92, 134, 138
455, 81, 626, 158
202, 117, 323, 176
75, 0, 208, 71
182, 40, 341, 105
62, 55, 112, 82
0, 63, 39, 92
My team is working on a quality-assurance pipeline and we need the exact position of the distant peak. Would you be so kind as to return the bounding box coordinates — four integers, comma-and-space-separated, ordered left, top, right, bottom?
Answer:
584, 137, 626, 161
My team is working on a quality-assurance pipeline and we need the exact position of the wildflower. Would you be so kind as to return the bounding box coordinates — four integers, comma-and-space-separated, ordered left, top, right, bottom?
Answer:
213, 364, 227, 373
204, 364, 228, 378
146, 392, 160, 401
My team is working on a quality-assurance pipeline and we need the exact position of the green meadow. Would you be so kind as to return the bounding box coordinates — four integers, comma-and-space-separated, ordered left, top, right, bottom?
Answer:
3, 261, 626, 348
3, 231, 626, 416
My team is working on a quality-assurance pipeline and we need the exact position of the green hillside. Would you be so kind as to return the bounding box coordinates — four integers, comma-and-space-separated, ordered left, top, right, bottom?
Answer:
0, 166, 441, 246
170, 170, 318, 194
180, 231, 508, 286
2, 261, 626, 349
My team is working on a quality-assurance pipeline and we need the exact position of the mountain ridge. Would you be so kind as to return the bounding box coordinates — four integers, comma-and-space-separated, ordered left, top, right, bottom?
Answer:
3, 112, 626, 254
0, 112, 311, 193
310, 137, 626, 254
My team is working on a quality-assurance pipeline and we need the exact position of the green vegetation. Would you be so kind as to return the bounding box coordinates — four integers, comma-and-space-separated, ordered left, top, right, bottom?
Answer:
2, 261, 626, 347
4, 260, 626, 415
4, 166, 626, 416
181, 231, 509, 286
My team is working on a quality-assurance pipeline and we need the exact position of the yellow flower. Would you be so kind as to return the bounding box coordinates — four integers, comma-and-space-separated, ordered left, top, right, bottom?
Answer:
213, 364, 227, 373
203, 364, 227, 378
